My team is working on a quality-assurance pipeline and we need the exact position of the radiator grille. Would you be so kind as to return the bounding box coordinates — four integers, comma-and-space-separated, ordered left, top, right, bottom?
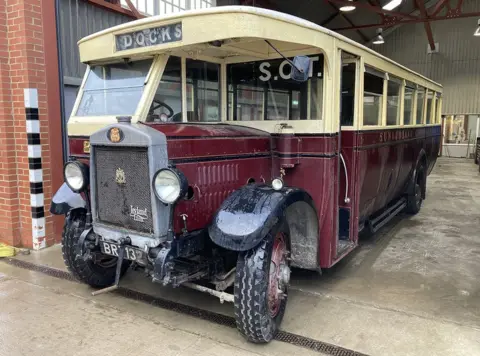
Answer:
94, 146, 153, 233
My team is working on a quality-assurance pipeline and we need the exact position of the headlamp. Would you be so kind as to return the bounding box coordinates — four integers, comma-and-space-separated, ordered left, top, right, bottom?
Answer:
64, 161, 89, 193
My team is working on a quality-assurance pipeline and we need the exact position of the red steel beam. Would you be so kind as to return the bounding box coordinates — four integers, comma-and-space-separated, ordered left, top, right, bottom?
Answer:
124, 0, 145, 19
367, 0, 386, 21
84, 0, 140, 19
416, 0, 436, 51
429, 0, 449, 17
327, 0, 418, 20
331, 11, 480, 30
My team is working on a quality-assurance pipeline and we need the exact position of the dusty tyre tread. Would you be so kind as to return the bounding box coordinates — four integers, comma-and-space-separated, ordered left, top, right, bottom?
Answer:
61, 212, 127, 288
234, 223, 288, 343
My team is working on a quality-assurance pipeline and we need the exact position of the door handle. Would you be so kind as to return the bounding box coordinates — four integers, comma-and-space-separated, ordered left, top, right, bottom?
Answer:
340, 153, 351, 204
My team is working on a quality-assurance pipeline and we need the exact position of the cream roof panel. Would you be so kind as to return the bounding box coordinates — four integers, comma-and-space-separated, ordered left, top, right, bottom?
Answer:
78, 6, 441, 91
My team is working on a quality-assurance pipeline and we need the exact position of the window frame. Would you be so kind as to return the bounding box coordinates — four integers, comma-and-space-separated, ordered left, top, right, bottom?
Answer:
362, 65, 386, 127
340, 54, 361, 128
435, 93, 442, 124
385, 74, 403, 126
415, 85, 427, 125
425, 89, 436, 125
403, 81, 417, 127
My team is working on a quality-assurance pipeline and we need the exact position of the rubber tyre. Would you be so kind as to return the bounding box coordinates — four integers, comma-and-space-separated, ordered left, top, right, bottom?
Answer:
234, 221, 289, 343
62, 211, 129, 288
405, 166, 425, 215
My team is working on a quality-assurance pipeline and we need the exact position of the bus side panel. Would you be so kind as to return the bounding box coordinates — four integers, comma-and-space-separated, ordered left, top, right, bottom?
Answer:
424, 125, 441, 175
272, 134, 339, 269
356, 127, 438, 222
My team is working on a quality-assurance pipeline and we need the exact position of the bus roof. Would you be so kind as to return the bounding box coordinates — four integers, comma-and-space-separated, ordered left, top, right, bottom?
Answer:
78, 6, 441, 90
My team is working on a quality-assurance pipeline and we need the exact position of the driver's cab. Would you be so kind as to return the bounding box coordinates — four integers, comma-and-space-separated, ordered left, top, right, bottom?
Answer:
68, 7, 336, 137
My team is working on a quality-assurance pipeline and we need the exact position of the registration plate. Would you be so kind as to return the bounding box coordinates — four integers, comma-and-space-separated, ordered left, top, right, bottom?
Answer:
100, 241, 143, 261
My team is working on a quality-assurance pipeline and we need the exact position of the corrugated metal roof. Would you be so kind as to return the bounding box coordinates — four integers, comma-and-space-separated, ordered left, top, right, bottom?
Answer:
59, 0, 131, 79
373, 0, 480, 114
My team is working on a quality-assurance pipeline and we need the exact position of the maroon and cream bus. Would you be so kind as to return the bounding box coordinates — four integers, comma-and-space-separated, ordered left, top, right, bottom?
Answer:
51, 7, 442, 343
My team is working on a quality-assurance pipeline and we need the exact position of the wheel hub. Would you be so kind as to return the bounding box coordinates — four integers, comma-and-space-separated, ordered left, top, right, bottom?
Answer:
268, 232, 290, 317
415, 184, 422, 207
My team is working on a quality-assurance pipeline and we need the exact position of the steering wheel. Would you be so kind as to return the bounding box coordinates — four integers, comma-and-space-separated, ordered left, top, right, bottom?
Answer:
148, 100, 174, 122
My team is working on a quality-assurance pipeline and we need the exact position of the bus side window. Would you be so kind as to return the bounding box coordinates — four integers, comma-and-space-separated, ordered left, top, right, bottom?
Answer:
416, 87, 425, 124
404, 84, 416, 125
363, 68, 384, 126
386, 76, 402, 126
425, 90, 434, 124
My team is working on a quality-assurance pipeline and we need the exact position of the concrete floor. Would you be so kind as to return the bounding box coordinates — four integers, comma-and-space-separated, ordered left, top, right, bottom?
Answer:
1, 157, 480, 356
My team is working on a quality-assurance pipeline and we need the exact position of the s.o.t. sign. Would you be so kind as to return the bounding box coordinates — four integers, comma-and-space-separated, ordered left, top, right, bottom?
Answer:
116, 23, 182, 51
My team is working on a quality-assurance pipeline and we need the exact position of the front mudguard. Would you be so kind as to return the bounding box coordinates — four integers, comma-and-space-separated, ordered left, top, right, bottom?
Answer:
50, 183, 86, 215
208, 184, 315, 252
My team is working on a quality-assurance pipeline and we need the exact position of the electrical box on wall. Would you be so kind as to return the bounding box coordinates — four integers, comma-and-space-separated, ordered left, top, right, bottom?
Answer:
427, 43, 440, 54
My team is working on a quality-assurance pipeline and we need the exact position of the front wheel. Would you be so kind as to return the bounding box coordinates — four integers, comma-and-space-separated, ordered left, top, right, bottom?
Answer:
234, 221, 291, 343
62, 211, 129, 288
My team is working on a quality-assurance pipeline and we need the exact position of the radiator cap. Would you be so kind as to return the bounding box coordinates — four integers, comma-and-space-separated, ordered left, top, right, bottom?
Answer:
117, 116, 132, 124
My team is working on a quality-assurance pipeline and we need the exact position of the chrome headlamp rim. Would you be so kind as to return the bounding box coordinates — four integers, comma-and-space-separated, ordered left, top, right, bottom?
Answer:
63, 161, 89, 193
272, 177, 284, 191
152, 168, 188, 205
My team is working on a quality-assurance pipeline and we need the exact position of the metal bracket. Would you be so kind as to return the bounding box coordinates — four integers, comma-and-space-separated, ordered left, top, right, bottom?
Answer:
152, 246, 174, 285
91, 237, 128, 296
76, 227, 92, 260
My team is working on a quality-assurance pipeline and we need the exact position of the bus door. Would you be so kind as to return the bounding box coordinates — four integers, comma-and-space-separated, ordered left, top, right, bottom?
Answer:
337, 53, 360, 257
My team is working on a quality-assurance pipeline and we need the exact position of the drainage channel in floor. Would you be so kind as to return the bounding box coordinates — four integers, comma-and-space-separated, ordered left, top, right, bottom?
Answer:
2, 257, 369, 356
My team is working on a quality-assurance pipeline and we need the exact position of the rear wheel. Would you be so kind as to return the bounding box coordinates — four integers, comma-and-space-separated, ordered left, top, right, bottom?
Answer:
234, 221, 291, 343
405, 166, 425, 215
62, 211, 129, 288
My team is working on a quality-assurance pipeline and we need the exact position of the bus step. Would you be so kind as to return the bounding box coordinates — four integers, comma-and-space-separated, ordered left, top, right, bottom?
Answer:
370, 198, 406, 234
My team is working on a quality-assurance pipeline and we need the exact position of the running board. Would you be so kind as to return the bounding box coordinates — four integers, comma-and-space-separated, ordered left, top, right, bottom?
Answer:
369, 198, 406, 234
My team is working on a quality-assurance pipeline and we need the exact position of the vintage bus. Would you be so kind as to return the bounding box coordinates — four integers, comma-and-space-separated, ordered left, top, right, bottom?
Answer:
51, 6, 442, 343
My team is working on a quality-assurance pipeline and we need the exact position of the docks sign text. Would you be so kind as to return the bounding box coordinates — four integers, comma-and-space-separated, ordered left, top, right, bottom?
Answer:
116, 22, 182, 51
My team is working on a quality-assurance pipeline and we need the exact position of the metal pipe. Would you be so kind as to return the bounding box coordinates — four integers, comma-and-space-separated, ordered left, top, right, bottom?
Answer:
340, 153, 350, 204
55, 0, 68, 162
183, 282, 234, 303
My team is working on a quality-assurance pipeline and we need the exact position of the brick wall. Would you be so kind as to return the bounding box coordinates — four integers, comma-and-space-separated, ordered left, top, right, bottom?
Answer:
0, 0, 63, 249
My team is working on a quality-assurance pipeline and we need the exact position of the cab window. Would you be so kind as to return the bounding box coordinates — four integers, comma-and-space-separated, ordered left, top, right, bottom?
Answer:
186, 59, 220, 122
227, 54, 324, 121
76, 59, 152, 117
147, 56, 220, 123
148, 56, 182, 122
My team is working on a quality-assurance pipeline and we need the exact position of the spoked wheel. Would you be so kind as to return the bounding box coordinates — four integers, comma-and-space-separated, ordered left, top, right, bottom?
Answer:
234, 221, 291, 343
268, 233, 290, 318
406, 166, 425, 215
62, 211, 129, 288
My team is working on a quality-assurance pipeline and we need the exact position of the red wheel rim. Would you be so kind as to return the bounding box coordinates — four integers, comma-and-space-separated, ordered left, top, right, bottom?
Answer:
268, 232, 289, 317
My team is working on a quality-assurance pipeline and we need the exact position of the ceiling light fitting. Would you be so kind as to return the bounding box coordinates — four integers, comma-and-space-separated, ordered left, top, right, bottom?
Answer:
382, 0, 402, 11
373, 28, 385, 45
340, 0, 356, 12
